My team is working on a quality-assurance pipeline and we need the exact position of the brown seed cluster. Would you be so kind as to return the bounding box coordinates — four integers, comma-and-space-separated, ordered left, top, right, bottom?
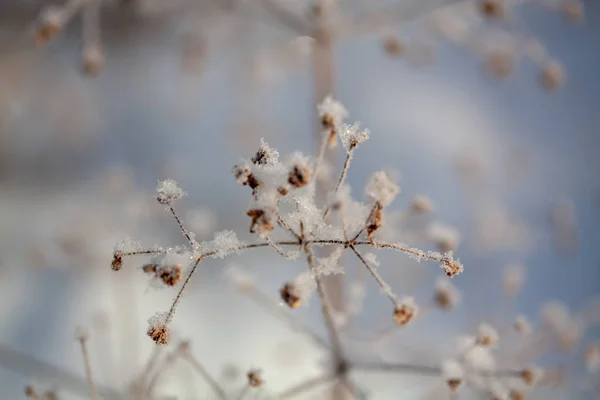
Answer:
280, 283, 301, 309
147, 324, 169, 345
35, 12, 62, 45
111, 252, 123, 271
393, 302, 417, 325
509, 390, 525, 400
143, 263, 183, 286
321, 114, 338, 147
485, 50, 514, 79
233, 164, 260, 190
247, 369, 264, 387
478, 0, 505, 19
367, 202, 384, 243
247, 209, 274, 236
383, 37, 404, 57
446, 379, 462, 391
521, 366, 539, 386
288, 164, 311, 188
441, 257, 463, 277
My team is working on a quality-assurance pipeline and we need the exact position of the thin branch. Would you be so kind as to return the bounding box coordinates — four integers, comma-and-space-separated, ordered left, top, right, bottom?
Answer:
77, 335, 99, 400
181, 352, 228, 400
349, 245, 397, 305
165, 256, 203, 324
323, 149, 355, 219
270, 373, 336, 400
168, 205, 196, 249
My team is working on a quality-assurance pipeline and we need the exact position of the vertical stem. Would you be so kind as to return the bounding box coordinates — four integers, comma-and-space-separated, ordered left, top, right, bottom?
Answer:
78, 335, 99, 400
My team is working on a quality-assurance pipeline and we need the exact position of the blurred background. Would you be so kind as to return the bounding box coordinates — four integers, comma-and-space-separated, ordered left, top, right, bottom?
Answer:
0, 0, 599, 399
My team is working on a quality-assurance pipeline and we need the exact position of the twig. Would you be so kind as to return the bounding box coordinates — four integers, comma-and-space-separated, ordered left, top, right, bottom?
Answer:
271, 373, 336, 400
77, 335, 100, 400
181, 352, 228, 400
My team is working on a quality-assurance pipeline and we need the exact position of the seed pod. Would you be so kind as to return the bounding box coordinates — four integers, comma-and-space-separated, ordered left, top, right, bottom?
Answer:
147, 324, 169, 345
280, 283, 301, 309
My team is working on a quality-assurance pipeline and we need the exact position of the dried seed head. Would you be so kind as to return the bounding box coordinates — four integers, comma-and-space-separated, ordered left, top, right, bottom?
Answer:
485, 49, 514, 79
247, 369, 264, 387
252, 139, 279, 166
156, 179, 185, 205
382, 36, 405, 57
557, 324, 581, 350
393, 297, 418, 325
562, 0, 584, 23
340, 123, 370, 151
411, 195, 434, 214
509, 390, 525, 400
367, 203, 384, 243
82, 45, 105, 77
277, 186, 289, 196
478, 0, 505, 19
441, 255, 464, 277
280, 282, 301, 309
142, 263, 158, 274
233, 164, 260, 190
521, 366, 542, 386
585, 344, 600, 372
503, 265, 524, 296
476, 322, 499, 347
147, 312, 169, 344
111, 252, 123, 271
434, 278, 460, 311
318, 96, 349, 129
35, 8, 63, 45
147, 324, 169, 345
157, 264, 183, 286
441, 360, 463, 391
247, 209, 274, 237
288, 164, 312, 188
540, 61, 564, 92
24, 385, 38, 398
513, 315, 532, 335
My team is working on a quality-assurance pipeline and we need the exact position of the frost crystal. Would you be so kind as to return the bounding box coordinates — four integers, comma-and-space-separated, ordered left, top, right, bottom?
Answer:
252, 138, 280, 167
476, 322, 499, 347
363, 252, 380, 267
318, 95, 349, 127
156, 179, 186, 205
147, 311, 169, 328
441, 359, 463, 381
199, 230, 244, 259
339, 122, 370, 151
365, 171, 400, 207
115, 237, 143, 253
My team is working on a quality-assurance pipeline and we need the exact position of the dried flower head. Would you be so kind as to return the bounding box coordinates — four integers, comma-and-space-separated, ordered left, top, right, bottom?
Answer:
585, 344, 600, 372
339, 123, 370, 151
478, 0, 505, 19
562, 0, 584, 23
441, 255, 464, 277
365, 171, 400, 208
111, 251, 123, 271
287, 154, 312, 189
393, 297, 418, 325
367, 202, 384, 243
82, 45, 105, 77
143, 263, 183, 286
434, 278, 461, 310
247, 369, 264, 387
280, 282, 301, 309
147, 312, 169, 345
485, 48, 515, 79
382, 36, 405, 57
476, 322, 499, 347
509, 389, 525, 400
521, 366, 542, 386
441, 360, 463, 391
156, 179, 185, 205
252, 138, 279, 166
318, 96, 349, 129
233, 163, 260, 190
35, 8, 64, 44
540, 61, 564, 92
513, 315, 532, 335
247, 209, 274, 237
411, 195, 434, 214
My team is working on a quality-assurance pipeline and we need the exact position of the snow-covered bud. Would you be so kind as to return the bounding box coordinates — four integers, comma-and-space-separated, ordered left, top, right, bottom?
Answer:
585, 344, 600, 372
111, 252, 123, 271
441, 360, 463, 391
411, 195, 434, 214
82, 45, 105, 77
513, 315, 532, 335
280, 282, 302, 309
476, 322, 499, 347
503, 265, 524, 296
247, 369, 264, 387
382, 36, 405, 57
35, 8, 64, 44
366, 202, 384, 243
394, 297, 418, 326
478, 0, 505, 19
441, 254, 464, 277
339, 123, 370, 151
143, 263, 183, 287
252, 138, 279, 166
287, 153, 312, 189
434, 278, 461, 311
247, 209, 274, 237
366, 171, 399, 208
520, 366, 542, 386
147, 312, 169, 345
156, 179, 185, 205
540, 61, 564, 92
233, 163, 259, 190
318, 96, 349, 130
